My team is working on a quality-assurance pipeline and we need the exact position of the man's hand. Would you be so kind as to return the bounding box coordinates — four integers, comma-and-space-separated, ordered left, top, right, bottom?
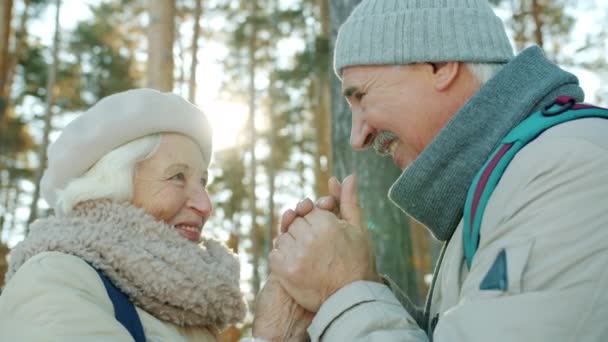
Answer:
270, 175, 380, 313
252, 275, 314, 342
280, 176, 343, 233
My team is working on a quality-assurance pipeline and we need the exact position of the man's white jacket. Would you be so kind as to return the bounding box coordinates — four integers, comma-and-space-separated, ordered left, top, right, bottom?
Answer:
307, 118, 608, 341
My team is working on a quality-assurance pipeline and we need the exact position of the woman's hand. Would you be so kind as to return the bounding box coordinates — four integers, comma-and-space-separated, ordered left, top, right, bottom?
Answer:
252, 275, 313, 342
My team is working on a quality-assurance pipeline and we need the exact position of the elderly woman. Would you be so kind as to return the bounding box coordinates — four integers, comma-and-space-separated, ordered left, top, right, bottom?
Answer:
0, 89, 246, 341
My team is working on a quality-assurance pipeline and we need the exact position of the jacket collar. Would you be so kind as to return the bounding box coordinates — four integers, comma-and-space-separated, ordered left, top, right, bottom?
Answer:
6, 200, 246, 328
388, 46, 584, 241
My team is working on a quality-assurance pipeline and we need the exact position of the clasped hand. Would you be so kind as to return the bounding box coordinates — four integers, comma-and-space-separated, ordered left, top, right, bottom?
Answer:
253, 175, 379, 340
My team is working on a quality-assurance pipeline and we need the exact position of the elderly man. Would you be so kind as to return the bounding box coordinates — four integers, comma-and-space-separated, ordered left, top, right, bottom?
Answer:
251, 0, 608, 341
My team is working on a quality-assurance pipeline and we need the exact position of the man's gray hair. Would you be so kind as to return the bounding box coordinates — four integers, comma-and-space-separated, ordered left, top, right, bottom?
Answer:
391, 62, 506, 85
54, 134, 161, 215
465, 63, 506, 85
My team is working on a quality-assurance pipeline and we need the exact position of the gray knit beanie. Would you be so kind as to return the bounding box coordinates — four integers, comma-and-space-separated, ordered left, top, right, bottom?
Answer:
334, 0, 514, 76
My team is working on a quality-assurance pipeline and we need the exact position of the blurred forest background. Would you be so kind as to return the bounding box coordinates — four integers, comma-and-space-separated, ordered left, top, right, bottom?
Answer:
0, 0, 606, 339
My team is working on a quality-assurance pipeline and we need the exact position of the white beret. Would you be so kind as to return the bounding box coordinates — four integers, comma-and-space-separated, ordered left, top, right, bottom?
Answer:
40, 88, 213, 208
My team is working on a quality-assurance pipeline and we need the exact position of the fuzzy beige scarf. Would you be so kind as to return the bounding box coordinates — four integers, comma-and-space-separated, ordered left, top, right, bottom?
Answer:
5, 200, 246, 329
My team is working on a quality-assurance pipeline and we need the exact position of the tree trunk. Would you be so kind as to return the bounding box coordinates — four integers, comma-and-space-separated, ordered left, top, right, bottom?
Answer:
329, 0, 420, 304
263, 0, 281, 277
7, 184, 21, 239
147, 0, 175, 91
0, 240, 9, 288
313, 0, 332, 197
265, 90, 276, 276
248, 1, 260, 296
409, 221, 438, 297
226, 231, 239, 254
176, 18, 186, 97
265, 94, 278, 276
27, 0, 62, 230
188, 0, 202, 103
0, 180, 12, 236
530, 0, 544, 48
0, 0, 13, 123
1, 183, 18, 238
5, 0, 29, 105
265, 159, 276, 276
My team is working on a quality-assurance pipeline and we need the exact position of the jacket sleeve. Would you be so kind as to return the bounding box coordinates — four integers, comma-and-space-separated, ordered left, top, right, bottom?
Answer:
307, 281, 429, 341
0, 251, 133, 341
431, 134, 608, 341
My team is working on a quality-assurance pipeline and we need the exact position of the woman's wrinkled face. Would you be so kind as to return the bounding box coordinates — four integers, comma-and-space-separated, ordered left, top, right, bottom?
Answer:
132, 133, 212, 243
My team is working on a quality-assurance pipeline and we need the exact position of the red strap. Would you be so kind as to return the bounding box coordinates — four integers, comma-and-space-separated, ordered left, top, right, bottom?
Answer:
470, 143, 513, 235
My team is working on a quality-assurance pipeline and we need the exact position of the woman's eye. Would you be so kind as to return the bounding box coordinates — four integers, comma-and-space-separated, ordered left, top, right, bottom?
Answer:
201, 178, 208, 188
355, 92, 366, 101
169, 173, 186, 181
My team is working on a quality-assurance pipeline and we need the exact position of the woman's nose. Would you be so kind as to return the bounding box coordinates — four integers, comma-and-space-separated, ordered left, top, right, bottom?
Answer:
188, 187, 213, 219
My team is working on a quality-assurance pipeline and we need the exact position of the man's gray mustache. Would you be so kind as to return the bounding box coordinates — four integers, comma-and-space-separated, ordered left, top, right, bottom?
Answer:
372, 131, 398, 156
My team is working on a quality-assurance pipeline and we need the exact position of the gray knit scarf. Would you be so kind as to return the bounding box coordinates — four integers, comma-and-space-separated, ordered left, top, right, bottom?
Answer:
5, 200, 246, 329
389, 46, 585, 241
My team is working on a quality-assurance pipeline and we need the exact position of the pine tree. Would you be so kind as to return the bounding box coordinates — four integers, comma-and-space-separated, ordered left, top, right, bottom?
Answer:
188, 0, 202, 103
0, 0, 14, 123
490, 0, 574, 59
0, 0, 51, 242
26, 0, 61, 227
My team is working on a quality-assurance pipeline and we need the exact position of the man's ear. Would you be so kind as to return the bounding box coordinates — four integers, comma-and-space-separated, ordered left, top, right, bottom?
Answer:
433, 62, 460, 91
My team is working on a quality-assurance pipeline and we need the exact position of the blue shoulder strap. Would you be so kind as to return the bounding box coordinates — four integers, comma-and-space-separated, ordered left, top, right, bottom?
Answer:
463, 97, 608, 269
91, 266, 146, 342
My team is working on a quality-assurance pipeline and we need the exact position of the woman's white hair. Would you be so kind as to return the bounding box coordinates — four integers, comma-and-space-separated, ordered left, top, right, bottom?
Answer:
465, 62, 506, 85
54, 134, 161, 215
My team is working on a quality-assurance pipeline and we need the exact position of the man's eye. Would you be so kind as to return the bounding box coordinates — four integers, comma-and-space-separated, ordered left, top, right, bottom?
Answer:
355, 92, 366, 101
169, 173, 186, 181
201, 178, 208, 188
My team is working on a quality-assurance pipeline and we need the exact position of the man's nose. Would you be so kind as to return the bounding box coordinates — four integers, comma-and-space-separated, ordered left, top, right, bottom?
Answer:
350, 113, 376, 150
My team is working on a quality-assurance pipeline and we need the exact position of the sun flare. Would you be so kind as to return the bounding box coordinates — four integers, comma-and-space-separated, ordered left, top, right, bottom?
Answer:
200, 101, 248, 151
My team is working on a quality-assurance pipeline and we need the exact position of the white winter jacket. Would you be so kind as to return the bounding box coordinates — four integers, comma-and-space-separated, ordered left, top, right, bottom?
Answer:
307, 118, 608, 341
0, 201, 246, 341
0, 251, 217, 341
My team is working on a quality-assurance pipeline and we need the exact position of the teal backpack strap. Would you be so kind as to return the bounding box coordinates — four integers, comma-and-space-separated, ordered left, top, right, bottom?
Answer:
463, 96, 608, 269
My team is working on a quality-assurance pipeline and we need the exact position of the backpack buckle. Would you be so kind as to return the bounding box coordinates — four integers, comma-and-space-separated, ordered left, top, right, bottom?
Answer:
541, 96, 576, 116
